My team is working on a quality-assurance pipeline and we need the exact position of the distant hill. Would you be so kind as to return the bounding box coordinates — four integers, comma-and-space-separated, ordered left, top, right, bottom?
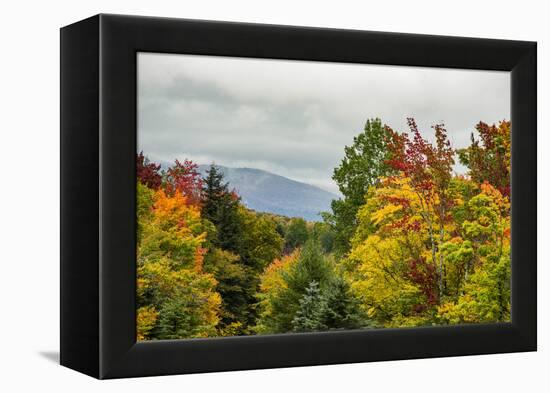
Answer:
198, 165, 337, 222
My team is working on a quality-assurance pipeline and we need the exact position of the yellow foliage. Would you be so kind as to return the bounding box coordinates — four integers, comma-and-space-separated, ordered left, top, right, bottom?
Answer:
151, 188, 207, 245
371, 203, 403, 225
139, 188, 208, 270
254, 250, 300, 333
260, 250, 300, 294
137, 306, 159, 341
347, 234, 427, 326
136, 185, 222, 339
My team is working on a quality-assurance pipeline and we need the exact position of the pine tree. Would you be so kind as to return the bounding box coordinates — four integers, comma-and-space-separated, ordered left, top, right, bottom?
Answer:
267, 240, 334, 332
257, 239, 370, 333
202, 164, 226, 221
324, 275, 369, 330
292, 281, 328, 332
156, 294, 195, 340
201, 164, 242, 252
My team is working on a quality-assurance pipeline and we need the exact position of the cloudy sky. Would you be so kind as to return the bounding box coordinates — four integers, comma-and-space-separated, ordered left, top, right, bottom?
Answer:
138, 52, 510, 195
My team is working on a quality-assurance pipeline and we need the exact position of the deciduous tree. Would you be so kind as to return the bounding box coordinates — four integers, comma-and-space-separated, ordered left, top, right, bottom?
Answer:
165, 158, 203, 205
326, 118, 393, 255
137, 152, 162, 190
284, 217, 309, 252
458, 121, 511, 197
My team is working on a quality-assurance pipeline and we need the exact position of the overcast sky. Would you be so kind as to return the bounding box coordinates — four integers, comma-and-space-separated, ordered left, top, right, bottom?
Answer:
138, 52, 510, 195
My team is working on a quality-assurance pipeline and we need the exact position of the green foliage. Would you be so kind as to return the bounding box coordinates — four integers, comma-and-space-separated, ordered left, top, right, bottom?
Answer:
438, 251, 510, 324
323, 199, 357, 255
214, 207, 285, 332
136, 115, 511, 339
292, 281, 328, 332
257, 240, 333, 332
438, 182, 511, 323
292, 274, 370, 333
138, 258, 221, 340
155, 273, 220, 339
136, 181, 221, 340
284, 217, 309, 251
312, 222, 335, 254
333, 118, 391, 203
257, 240, 369, 333
346, 120, 510, 328
202, 164, 243, 252
203, 248, 249, 334
137, 181, 154, 244
326, 118, 392, 255
238, 207, 284, 271
323, 275, 370, 330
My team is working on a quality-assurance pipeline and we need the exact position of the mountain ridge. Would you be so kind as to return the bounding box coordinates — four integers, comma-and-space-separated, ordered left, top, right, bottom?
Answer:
197, 164, 337, 222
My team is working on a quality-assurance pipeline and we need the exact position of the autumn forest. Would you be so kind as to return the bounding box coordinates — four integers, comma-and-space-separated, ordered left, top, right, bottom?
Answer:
136, 118, 511, 340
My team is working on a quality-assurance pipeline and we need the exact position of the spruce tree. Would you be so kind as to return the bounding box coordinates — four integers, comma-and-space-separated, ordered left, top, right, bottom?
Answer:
156, 295, 194, 340
202, 165, 225, 221
201, 164, 242, 253
262, 239, 370, 333
292, 281, 328, 332
268, 240, 333, 332
324, 275, 369, 330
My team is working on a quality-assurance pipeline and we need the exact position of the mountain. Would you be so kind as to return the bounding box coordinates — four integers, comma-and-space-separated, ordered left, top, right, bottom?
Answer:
198, 165, 338, 222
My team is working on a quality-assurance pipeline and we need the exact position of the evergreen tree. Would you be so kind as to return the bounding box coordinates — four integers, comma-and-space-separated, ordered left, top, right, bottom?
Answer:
266, 240, 333, 332
257, 239, 370, 333
292, 281, 328, 332
202, 164, 243, 252
203, 248, 249, 334
324, 275, 369, 330
202, 165, 285, 334
156, 294, 196, 340
153, 278, 220, 340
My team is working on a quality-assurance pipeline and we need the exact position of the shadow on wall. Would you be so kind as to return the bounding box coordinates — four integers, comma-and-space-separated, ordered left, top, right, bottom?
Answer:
38, 351, 59, 364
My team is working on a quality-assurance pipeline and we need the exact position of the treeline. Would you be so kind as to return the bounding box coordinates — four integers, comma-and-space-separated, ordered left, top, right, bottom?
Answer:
136, 156, 361, 339
137, 116, 511, 340
325, 118, 511, 326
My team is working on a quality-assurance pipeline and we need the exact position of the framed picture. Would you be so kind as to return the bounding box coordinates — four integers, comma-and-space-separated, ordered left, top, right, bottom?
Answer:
60, 14, 536, 379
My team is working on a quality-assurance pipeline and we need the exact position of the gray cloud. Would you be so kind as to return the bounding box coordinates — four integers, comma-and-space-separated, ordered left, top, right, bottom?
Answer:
138, 53, 510, 194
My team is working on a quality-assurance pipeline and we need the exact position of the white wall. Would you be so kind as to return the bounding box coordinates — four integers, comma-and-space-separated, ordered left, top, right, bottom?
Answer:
0, 0, 546, 391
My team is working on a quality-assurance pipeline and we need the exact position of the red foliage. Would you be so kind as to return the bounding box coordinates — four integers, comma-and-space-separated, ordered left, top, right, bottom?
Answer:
465, 121, 511, 197
384, 125, 408, 171
384, 195, 411, 208
379, 194, 422, 232
385, 119, 454, 196
229, 190, 240, 202
386, 217, 422, 233
385, 118, 456, 221
407, 257, 438, 307
137, 152, 162, 189
165, 159, 203, 206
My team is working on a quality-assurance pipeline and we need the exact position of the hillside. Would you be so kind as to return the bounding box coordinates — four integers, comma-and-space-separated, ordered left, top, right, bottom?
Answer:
198, 165, 337, 221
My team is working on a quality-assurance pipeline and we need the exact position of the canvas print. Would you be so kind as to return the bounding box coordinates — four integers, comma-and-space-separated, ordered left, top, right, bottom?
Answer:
136, 53, 511, 341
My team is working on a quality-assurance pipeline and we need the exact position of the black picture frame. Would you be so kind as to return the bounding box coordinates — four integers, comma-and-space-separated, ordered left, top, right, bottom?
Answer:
60, 14, 537, 379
